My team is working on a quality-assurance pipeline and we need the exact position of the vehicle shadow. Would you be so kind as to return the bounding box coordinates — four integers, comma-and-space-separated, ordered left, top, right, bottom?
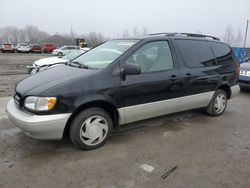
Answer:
110, 109, 208, 143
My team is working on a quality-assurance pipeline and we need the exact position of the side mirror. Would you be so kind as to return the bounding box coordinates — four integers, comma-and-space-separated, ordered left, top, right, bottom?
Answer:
121, 63, 141, 80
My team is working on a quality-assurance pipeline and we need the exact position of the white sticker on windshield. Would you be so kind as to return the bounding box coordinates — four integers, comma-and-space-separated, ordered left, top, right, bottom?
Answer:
118, 42, 135, 46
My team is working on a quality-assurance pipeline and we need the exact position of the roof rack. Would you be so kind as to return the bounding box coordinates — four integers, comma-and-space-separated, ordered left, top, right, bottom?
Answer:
149, 32, 220, 41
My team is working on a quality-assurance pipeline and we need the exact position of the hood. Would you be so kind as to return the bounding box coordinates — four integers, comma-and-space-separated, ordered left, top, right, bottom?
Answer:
34, 57, 67, 66
16, 65, 97, 96
240, 62, 250, 71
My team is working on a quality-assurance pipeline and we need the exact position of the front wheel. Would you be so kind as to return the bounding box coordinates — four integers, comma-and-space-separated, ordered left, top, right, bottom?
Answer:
69, 108, 113, 150
206, 89, 227, 116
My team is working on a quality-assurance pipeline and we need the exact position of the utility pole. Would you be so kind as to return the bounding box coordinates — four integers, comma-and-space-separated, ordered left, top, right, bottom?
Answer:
70, 21, 74, 37
243, 20, 249, 48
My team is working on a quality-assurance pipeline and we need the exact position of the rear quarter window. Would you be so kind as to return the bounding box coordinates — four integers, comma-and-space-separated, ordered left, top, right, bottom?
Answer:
208, 42, 234, 65
175, 39, 216, 68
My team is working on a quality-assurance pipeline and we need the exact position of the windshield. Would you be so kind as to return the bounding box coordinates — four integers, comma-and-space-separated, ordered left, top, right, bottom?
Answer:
19, 43, 28, 46
59, 46, 66, 50
62, 50, 85, 60
73, 40, 138, 69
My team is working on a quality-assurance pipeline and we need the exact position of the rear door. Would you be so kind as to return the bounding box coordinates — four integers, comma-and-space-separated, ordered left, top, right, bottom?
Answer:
119, 40, 184, 124
63, 46, 70, 55
68, 46, 76, 54
174, 39, 218, 111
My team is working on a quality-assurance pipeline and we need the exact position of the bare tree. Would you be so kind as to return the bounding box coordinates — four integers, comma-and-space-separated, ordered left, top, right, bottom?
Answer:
235, 29, 243, 47
142, 27, 148, 35
223, 25, 235, 46
133, 27, 139, 36
25, 25, 39, 43
122, 29, 129, 37
0, 25, 108, 47
0, 26, 19, 44
196, 30, 203, 34
18, 29, 27, 43
83, 32, 107, 47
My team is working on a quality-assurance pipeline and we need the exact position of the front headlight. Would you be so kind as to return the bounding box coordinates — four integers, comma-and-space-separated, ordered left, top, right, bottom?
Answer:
24, 96, 57, 111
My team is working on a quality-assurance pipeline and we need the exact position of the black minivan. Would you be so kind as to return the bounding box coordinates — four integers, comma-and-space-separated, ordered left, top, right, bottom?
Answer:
6, 33, 240, 150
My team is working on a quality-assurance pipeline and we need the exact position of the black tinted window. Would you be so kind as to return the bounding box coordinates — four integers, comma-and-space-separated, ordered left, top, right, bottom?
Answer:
175, 39, 216, 68
208, 42, 233, 65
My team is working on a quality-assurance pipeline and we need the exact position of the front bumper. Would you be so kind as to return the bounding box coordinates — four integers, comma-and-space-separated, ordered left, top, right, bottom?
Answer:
3, 48, 15, 51
27, 65, 34, 73
238, 77, 250, 88
17, 49, 30, 52
6, 99, 71, 140
239, 82, 250, 88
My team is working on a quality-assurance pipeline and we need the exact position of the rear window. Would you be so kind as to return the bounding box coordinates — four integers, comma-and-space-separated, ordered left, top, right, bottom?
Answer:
19, 43, 28, 46
208, 42, 234, 65
68, 46, 76, 50
175, 39, 216, 68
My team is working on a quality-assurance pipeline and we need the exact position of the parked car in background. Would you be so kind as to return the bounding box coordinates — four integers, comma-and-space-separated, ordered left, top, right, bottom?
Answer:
1, 43, 15, 53
238, 58, 250, 89
29, 44, 42, 53
27, 48, 89, 74
42, 44, 56, 53
52, 45, 80, 56
7, 33, 240, 150
16, 43, 30, 53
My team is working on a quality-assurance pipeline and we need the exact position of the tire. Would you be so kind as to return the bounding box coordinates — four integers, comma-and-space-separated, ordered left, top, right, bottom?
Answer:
69, 108, 113, 150
206, 89, 227, 116
58, 52, 63, 56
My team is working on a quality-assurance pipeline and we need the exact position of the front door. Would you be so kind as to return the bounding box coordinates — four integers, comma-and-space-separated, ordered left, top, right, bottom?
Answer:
119, 40, 183, 124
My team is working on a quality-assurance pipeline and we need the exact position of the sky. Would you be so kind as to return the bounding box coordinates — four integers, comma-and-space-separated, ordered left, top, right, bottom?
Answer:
0, 0, 250, 45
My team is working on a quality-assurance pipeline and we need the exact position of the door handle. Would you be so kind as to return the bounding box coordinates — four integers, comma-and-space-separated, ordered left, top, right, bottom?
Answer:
169, 75, 177, 81
186, 73, 192, 77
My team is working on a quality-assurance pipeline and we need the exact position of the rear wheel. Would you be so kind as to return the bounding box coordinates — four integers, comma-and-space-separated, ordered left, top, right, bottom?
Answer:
69, 108, 112, 150
206, 89, 227, 116
58, 52, 63, 56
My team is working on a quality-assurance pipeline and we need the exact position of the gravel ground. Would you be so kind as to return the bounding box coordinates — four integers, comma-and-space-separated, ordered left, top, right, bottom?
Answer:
0, 53, 50, 97
0, 53, 250, 188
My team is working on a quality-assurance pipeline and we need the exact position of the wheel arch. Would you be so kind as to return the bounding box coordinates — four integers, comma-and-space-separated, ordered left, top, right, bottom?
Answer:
63, 100, 119, 139
218, 84, 231, 99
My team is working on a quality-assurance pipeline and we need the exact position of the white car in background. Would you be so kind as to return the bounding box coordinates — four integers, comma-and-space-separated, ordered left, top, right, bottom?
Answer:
1, 43, 15, 53
16, 43, 30, 53
27, 48, 89, 74
52, 45, 80, 56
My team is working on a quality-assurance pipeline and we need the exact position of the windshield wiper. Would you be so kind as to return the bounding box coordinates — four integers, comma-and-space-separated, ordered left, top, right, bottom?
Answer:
39, 62, 67, 68
69, 61, 89, 69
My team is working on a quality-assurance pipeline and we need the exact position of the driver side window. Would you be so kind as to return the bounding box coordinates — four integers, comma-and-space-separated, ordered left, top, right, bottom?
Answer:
125, 41, 173, 73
